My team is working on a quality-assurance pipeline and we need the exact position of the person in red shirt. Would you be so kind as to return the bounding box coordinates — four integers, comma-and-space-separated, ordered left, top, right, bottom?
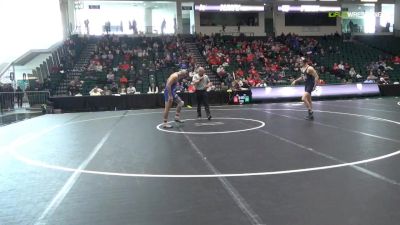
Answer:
119, 62, 130, 71
271, 63, 279, 72
248, 78, 255, 87
247, 53, 255, 62
119, 75, 128, 86
188, 84, 195, 93
215, 56, 222, 65
236, 68, 244, 78
332, 63, 339, 75
344, 63, 350, 71
253, 77, 262, 86
393, 56, 400, 64
209, 56, 218, 65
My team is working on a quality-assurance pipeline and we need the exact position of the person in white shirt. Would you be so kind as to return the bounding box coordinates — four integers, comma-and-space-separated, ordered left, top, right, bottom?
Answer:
95, 63, 103, 72
192, 67, 212, 120
349, 67, 356, 78
101, 52, 107, 60
127, 84, 136, 94
108, 52, 114, 60
89, 86, 103, 96
106, 71, 115, 83
338, 61, 345, 71
258, 80, 267, 87
217, 65, 225, 74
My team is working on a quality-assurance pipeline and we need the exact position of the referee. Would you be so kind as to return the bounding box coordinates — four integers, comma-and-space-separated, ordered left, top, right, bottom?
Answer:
192, 67, 212, 120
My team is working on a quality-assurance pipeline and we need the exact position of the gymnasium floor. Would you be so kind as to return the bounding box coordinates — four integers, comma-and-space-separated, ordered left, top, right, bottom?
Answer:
1, 97, 400, 225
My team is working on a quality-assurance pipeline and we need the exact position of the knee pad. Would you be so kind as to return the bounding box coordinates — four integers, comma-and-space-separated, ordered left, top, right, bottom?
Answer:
178, 100, 184, 107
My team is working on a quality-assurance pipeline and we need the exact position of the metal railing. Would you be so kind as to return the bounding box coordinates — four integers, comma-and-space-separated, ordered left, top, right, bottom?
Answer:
0, 91, 50, 114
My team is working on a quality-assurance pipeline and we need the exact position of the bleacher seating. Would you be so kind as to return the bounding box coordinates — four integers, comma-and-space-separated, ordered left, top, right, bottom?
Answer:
70, 35, 191, 95
356, 36, 400, 55
49, 34, 400, 95
198, 34, 400, 86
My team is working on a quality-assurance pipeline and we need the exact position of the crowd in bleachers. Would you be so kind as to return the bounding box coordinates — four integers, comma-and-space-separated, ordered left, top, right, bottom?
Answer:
195, 32, 400, 91
356, 36, 400, 56
40, 34, 87, 95
57, 33, 400, 96
312, 34, 399, 85
67, 35, 198, 96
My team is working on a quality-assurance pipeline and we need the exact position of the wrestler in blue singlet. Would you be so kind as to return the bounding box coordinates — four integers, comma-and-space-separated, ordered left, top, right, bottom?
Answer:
164, 82, 177, 101
301, 65, 316, 94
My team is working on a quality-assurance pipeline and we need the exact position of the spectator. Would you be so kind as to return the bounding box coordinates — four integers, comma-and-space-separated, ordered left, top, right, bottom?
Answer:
119, 75, 128, 87
225, 73, 234, 89
119, 84, 127, 94
16, 86, 23, 107
127, 83, 136, 94
95, 62, 103, 72
338, 61, 345, 71
258, 80, 267, 87
161, 19, 166, 34
149, 74, 157, 93
366, 71, 377, 82
119, 61, 130, 71
106, 71, 115, 83
241, 79, 250, 89
393, 56, 400, 65
217, 65, 226, 80
235, 68, 244, 78
320, 66, 326, 74
103, 86, 112, 96
344, 63, 350, 71
130, 19, 138, 34
105, 21, 111, 34
108, 51, 114, 61
220, 82, 228, 91
89, 86, 103, 96
111, 83, 119, 94
349, 67, 357, 78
